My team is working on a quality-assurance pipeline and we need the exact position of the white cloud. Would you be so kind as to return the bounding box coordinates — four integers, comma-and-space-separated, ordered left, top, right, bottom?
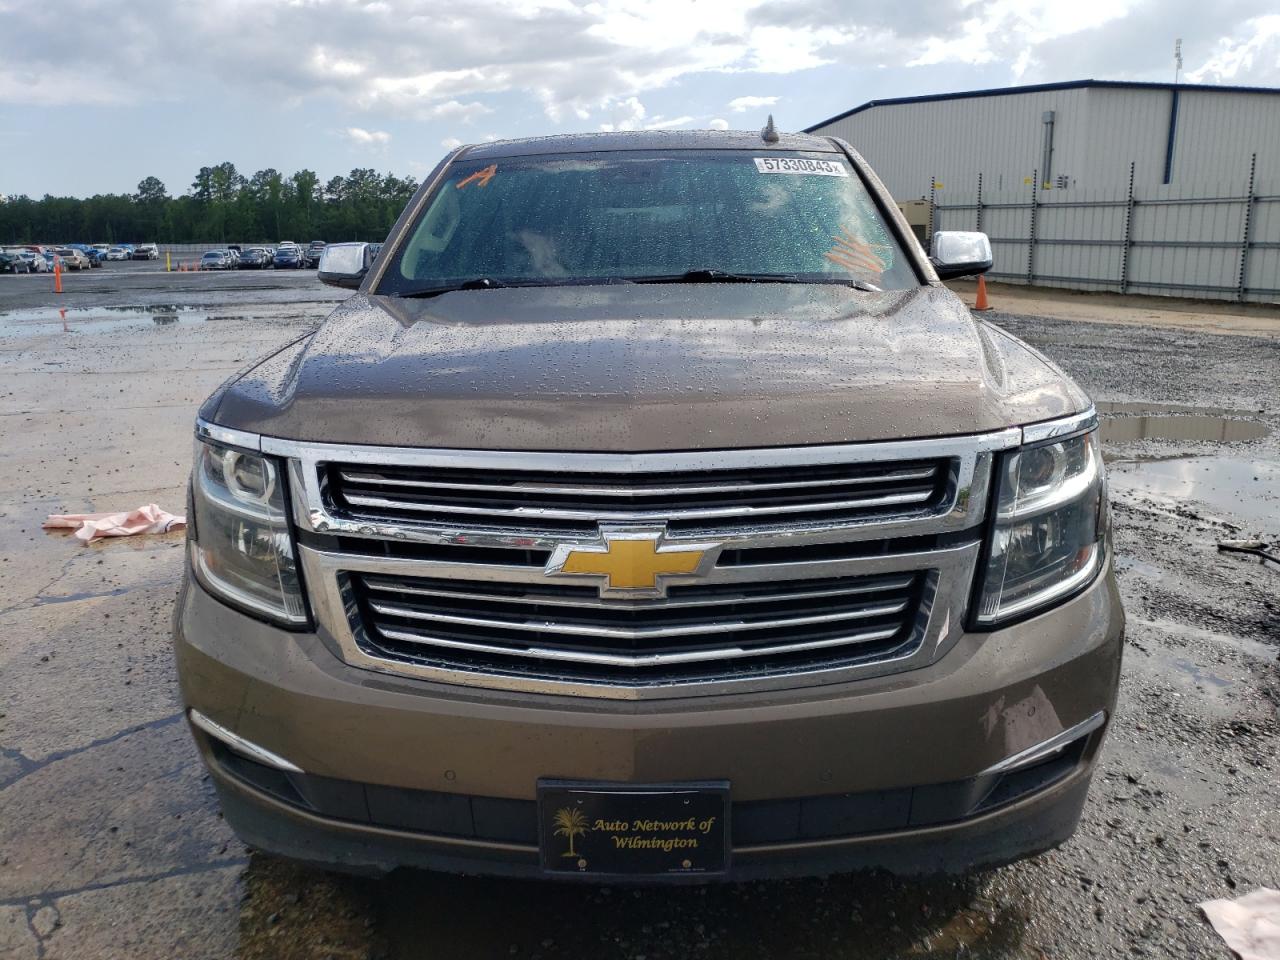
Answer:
728, 95, 780, 113
1188, 14, 1280, 84
599, 96, 648, 131
644, 115, 696, 129
343, 127, 391, 146
3, 0, 1280, 139
708, 118, 730, 130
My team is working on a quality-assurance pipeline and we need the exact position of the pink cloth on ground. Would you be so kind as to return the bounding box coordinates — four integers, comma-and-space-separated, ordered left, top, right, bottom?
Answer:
43, 504, 186, 544
1201, 888, 1280, 960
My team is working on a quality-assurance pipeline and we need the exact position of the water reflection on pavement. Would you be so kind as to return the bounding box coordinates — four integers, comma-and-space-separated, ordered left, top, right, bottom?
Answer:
233, 855, 1027, 960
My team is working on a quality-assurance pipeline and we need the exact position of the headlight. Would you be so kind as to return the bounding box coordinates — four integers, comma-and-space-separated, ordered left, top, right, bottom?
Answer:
977, 429, 1105, 625
189, 436, 307, 625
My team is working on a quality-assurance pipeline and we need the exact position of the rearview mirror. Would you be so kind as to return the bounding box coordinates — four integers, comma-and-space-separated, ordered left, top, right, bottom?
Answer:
317, 242, 372, 289
930, 231, 993, 281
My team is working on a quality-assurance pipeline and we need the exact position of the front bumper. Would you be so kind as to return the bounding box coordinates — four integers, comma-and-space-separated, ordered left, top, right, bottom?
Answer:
174, 564, 1123, 879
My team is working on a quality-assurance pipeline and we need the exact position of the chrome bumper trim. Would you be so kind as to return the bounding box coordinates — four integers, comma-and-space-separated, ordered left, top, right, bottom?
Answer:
981, 711, 1106, 776
189, 709, 304, 773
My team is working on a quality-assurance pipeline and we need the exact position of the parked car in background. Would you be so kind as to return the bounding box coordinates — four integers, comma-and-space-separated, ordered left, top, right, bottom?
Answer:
106, 246, 130, 261
368, 242, 382, 261
305, 241, 326, 267
11, 249, 50, 272
200, 250, 236, 271
272, 245, 305, 269
237, 247, 271, 269
42, 252, 57, 271
54, 247, 91, 270
67, 244, 106, 268
91, 243, 110, 255
132, 243, 160, 260
0, 250, 33, 273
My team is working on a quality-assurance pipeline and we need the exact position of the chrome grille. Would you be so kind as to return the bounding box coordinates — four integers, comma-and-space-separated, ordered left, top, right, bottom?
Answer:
325, 458, 948, 535
261, 428, 1022, 699
349, 570, 923, 683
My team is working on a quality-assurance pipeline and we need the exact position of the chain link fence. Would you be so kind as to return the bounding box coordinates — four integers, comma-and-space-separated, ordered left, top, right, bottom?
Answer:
929, 155, 1279, 303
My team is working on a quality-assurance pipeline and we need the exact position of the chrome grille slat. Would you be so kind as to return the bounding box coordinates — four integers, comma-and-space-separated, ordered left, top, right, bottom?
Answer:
367, 597, 910, 640
324, 450, 960, 537
341, 488, 935, 522
337, 467, 938, 498
377, 624, 904, 668
359, 574, 917, 610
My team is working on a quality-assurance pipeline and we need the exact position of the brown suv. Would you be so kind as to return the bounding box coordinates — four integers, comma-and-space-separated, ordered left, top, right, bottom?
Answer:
174, 128, 1123, 881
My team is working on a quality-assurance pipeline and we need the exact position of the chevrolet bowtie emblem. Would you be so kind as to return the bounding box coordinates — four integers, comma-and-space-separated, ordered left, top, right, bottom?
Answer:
546, 527, 721, 599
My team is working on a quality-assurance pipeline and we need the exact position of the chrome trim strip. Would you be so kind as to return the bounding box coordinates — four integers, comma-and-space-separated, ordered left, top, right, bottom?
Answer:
266, 429, 1021, 471
298, 541, 980, 700
1021, 406, 1098, 445
367, 597, 908, 640
980, 711, 1106, 776
337, 466, 940, 498
196, 418, 262, 452
341, 488, 934, 522
287, 446, 1007, 549
360, 575, 916, 609
189, 708, 303, 773
378, 624, 903, 667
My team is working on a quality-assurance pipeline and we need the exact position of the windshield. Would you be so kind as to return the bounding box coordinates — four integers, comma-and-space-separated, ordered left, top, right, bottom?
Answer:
377, 150, 917, 294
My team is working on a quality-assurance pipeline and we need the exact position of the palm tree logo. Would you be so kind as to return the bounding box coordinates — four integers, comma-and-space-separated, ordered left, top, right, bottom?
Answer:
553, 807, 589, 858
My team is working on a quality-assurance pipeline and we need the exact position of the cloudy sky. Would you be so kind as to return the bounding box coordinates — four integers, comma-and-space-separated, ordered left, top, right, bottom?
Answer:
2, 0, 1277, 197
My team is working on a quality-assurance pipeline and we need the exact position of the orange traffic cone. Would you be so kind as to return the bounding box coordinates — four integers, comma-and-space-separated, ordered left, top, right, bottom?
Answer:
53, 257, 63, 294
974, 275, 992, 311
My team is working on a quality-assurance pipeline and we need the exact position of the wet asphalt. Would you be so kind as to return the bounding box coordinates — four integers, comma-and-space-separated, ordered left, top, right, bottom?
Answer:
0, 263, 1277, 959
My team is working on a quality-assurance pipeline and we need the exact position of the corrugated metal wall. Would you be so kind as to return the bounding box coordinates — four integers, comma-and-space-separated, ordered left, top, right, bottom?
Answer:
815, 88, 1095, 199
932, 168, 1279, 302
809, 84, 1280, 301
810, 85, 1280, 197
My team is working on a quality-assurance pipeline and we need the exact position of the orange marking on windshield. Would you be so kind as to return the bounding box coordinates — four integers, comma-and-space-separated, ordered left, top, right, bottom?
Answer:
824, 228, 887, 275
456, 164, 497, 190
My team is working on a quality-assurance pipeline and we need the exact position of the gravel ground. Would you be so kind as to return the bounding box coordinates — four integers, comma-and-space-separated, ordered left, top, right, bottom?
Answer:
0, 269, 1276, 959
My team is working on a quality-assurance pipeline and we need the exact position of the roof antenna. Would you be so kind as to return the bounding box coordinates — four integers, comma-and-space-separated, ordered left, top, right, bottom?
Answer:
761, 114, 780, 143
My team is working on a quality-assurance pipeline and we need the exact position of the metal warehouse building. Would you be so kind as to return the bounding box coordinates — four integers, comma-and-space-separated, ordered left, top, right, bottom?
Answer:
805, 80, 1280, 302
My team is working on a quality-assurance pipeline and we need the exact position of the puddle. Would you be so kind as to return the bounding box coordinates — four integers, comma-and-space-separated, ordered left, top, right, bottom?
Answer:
0, 302, 327, 336
1114, 556, 1165, 581
1132, 617, 1277, 662
1095, 401, 1261, 418
0, 304, 216, 336
1107, 456, 1280, 531
1100, 414, 1269, 444
1096, 400, 1270, 446
1172, 657, 1232, 689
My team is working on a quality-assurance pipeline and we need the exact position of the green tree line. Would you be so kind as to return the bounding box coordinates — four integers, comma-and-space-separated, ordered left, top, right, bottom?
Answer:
0, 162, 419, 244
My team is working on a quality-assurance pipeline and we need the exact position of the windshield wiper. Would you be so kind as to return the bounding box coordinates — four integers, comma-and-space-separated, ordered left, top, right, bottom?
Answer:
395, 276, 642, 298
396, 277, 511, 298
631, 269, 800, 285
630, 270, 882, 292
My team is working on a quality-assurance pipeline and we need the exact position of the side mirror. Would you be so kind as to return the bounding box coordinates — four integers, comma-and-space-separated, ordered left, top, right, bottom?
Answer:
317, 242, 372, 289
930, 231, 993, 280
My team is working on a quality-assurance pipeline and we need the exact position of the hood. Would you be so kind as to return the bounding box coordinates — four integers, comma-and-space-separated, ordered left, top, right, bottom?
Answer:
209, 283, 1089, 451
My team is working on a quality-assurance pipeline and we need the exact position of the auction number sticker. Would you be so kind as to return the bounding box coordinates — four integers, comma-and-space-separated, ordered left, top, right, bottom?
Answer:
754, 157, 849, 176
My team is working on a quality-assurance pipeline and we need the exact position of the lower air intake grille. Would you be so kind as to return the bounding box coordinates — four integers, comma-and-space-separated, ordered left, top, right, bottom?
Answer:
347, 569, 926, 685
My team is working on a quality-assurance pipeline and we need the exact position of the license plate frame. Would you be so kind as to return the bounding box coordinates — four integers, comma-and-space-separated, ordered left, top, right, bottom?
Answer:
537, 780, 730, 879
